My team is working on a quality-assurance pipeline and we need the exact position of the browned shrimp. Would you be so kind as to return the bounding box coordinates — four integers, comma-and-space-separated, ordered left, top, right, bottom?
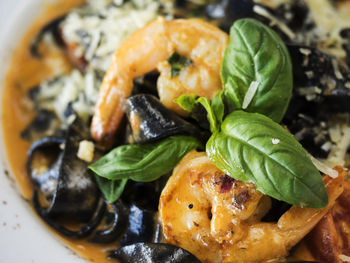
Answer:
90, 17, 228, 145
305, 174, 350, 262
159, 151, 345, 263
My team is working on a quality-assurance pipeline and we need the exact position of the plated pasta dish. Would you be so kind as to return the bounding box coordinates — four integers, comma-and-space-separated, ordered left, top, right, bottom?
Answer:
2, 0, 350, 262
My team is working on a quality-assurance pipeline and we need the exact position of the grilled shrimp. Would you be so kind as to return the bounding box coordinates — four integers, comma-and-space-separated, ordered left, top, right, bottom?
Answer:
90, 17, 228, 145
159, 151, 345, 263
305, 177, 350, 262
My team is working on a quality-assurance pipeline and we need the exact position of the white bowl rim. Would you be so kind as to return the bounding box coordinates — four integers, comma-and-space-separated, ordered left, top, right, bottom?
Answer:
0, 1, 87, 262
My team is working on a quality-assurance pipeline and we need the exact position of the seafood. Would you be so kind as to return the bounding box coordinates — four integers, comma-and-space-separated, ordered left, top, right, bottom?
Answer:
305, 179, 350, 262
90, 17, 228, 145
4, 0, 350, 262
159, 151, 345, 263
125, 94, 203, 144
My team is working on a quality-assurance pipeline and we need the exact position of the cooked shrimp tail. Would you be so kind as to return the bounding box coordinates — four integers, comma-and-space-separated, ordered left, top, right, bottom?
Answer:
159, 151, 345, 263
91, 17, 228, 145
91, 17, 172, 145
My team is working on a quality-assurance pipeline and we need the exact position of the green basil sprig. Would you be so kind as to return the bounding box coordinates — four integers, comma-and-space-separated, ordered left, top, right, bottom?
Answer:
95, 177, 128, 203
174, 18, 327, 208
174, 94, 199, 113
167, 52, 192, 77
221, 18, 293, 122
89, 136, 202, 202
206, 111, 328, 208
90, 136, 201, 181
174, 90, 224, 133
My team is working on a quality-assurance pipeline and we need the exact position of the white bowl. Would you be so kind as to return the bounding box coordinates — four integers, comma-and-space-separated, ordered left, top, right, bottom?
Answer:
0, 1, 86, 262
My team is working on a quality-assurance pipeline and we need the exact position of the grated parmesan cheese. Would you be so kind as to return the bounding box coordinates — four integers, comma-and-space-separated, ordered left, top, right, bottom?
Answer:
253, 5, 296, 39
77, 140, 95, 163
299, 48, 311, 56
32, 0, 174, 126
305, 71, 314, 79
272, 138, 280, 144
321, 141, 332, 152
61, 0, 161, 71
35, 69, 101, 124
332, 58, 344, 80
303, 0, 349, 59
308, 153, 339, 178
345, 82, 350, 89
242, 81, 260, 109
326, 126, 350, 167
339, 254, 350, 262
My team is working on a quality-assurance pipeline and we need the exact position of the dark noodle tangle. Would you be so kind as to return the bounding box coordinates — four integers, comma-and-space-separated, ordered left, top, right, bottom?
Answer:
32, 190, 106, 238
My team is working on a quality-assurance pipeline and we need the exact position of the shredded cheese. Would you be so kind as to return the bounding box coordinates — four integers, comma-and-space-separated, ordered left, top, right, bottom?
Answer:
77, 140, 95, 163
326, 126, 350, 167
345, 82, 350, 89
304, 0, 348, 59
253, 5, 296, 39
299, 48, 311, 56
36, 69, 100, 123
332, 58, 344, 80
242, 81, 260, 109
339, 254, 350, 262
308, 153, 339, 178
61, 0, 161, 71
272, 138, 280, 144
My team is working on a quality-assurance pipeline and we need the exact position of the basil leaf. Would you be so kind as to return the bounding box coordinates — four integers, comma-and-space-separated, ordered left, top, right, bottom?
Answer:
175, 91, 225, 133
89, 136, 202, 182
95, 177, 127, 203
174, 94, 205, 124
174, 94, 199, 113
206, 111, 328, 208
167, 52, 192, 77
211, 90, 225, 126
221, 18, 293, 123
196, 97, 218, 133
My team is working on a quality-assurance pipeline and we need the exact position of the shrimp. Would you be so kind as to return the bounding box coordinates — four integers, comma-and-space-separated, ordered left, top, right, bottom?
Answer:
304, 177, 350, 262
90, 17, 228, 145
159, 151, 345, 263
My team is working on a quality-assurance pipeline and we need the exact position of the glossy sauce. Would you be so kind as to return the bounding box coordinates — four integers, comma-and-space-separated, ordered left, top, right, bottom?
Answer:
1, 1, 117, 262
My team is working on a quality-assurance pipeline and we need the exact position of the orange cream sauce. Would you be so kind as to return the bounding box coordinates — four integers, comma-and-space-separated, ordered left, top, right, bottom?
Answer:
1, 1, 118, 262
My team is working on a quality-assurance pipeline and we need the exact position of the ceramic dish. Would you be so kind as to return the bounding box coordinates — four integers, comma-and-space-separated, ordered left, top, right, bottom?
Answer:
0, 0, 85, 262
1, 0, 350, 262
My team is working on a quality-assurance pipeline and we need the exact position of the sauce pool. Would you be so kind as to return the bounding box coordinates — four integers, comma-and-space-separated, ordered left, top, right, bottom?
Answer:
1, 0, 118, 262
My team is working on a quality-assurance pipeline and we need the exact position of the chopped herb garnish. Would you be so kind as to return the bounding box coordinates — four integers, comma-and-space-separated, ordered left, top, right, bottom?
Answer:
167, 52, 192, 77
